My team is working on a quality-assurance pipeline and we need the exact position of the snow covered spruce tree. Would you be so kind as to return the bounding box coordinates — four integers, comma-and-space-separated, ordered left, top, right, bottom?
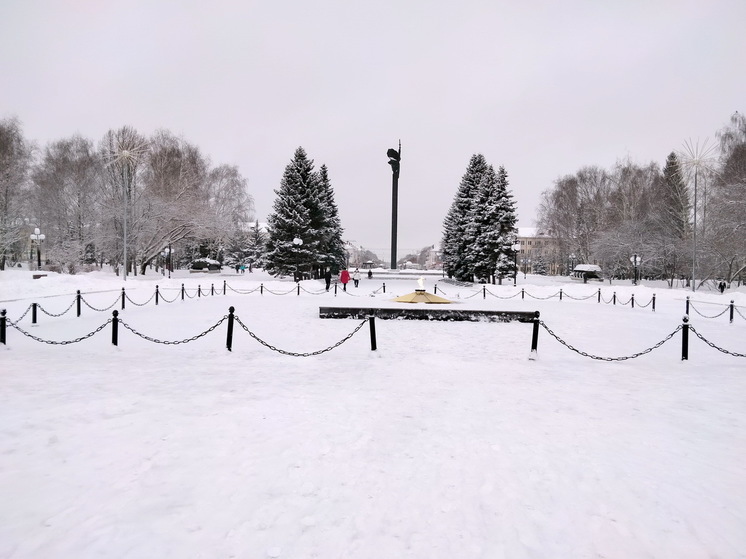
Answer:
264, 148, 345, 278
442, 154, 489, 281
442, 155, 517, 283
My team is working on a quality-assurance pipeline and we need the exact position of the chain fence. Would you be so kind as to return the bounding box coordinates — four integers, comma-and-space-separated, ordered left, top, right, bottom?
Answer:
81, 295, 119, 312
538, 320, 683, 361
689, 302, 731, 319
689, 325, 746, 358
233, 314, 368, 356
8, 319, 112, 345
118, 316, 227, 345
38, 299, 77, 317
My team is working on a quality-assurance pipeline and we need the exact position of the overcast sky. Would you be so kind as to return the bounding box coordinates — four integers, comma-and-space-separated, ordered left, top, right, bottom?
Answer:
2, 0, 744, 259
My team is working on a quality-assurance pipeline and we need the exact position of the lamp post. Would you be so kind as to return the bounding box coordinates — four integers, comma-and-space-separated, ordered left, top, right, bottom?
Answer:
513, 241, 521, 286
569, 253, 576, 275
293, 237, 303, 281
387, 141, 401, 270
30, 227, 45, 270
630, 254, 641, 285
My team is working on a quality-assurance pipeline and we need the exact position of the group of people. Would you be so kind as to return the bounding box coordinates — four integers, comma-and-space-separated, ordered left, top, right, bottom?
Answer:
324, 267, 372, 291
234, 263, 252, 274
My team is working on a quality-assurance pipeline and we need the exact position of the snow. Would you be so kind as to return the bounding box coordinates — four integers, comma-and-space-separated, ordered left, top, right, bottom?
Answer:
1, 267, 745, 558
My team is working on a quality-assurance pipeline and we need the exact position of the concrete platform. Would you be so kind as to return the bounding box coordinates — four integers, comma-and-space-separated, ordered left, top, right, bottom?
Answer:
319, 306, 537, 322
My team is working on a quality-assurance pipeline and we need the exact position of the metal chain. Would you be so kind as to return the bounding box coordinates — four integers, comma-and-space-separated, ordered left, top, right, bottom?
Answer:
158, 290, 181, 303
263, 287, 296, 295
601, 294, 615, 304
539, 320, 682, 361
38, 298, 77, 317
736, 307, 746, 321
525, 291, 561, 300
233, 314, 368, 356
118, 316, 227, 344
226, 284, 261, 295
125, 292, 156, 307
462, 290, 482, 299
563, 292, 597, 301
617, 296, 632, 306
484, 290, 521, 299
300, 286, 329, 295
8, 304, 33, 323
689, 325, 746, 358
81, 295, 119, 312
8, 319, 112, 345
636, 298, 653, 308
688, 302, 730, 319
184, 288, 196, 299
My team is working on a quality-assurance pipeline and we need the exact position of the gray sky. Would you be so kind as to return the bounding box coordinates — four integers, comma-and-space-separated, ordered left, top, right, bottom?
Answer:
2, 0, 744, 259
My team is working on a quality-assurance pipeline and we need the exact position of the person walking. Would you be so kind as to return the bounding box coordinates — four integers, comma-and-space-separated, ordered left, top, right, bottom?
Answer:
352, 268, 361, 288
367, 269, 373, 280
340, 269, 350, 291
324, 268, 332, 291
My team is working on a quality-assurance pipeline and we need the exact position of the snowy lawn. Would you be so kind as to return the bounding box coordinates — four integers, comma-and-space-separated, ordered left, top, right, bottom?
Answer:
1, 269, 745, 558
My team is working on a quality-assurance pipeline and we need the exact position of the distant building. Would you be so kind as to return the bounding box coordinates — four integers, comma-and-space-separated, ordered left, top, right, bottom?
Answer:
517, 227, 561, 275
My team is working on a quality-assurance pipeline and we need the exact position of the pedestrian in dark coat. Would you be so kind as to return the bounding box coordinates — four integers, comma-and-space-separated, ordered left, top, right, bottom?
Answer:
324, 269, 332, 291
340, 269, 350, 291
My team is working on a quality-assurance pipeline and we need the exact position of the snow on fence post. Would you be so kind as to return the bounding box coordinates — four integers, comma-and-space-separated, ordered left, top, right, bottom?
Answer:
368, 316, 377, 351
730, 301, 735, 323
529, 311, 540, 360
226, 306, 235, 351
112, 310, 119, 346
1, 309, 6, 345
155, 285, 159, 306
121, 287, 126, 310
32, 302, 38, 325
77, 290, 81, 317
681, 315, 689, 360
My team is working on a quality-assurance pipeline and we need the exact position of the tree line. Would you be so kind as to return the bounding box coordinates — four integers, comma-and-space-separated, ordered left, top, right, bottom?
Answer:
537, 111, 746, 286
0, 119, 253, 274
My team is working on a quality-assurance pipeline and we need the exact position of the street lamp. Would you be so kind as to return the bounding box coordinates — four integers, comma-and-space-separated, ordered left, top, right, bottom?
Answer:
512, 241, 521, 286
30, 227, 45, 270
162, 244, 172, 279
293, 237, 303, 281
569, 253, 576, 275
630, 254, 641, 285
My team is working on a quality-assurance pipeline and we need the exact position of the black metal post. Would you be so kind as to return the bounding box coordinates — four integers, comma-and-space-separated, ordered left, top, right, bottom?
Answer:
598, 288, 601, 303
223, 280, 226, 295
181, 283, 185, 301
121, 287, 126, 310
210, 283, 214, 296
369, 316, 377, 351
681, 315, 689, 360
297, 283, 301, 296
631, 294, 635, 309
0, 309, 6, 345
559, 289, 563, 301
730, 300, 734, 323
685, 296, 690, 314
383, 282, 386, 294
334, 283, 337, 295
77, 290, 81, 317
529, 311, 540, 360
112, 310, 119, 346
168, 241, 172, 279
32, 302, 37, 325
155, 285, 159, 305
521, 288, 525, 300
434, 285, 438, 295
260, 283, 264, 295
613, 292, 616, 305
226, 306, 235, 351
652, 294, 656, 312
388, 142, 401, 270
198, 285, 201, 298
483, 286, 486, 299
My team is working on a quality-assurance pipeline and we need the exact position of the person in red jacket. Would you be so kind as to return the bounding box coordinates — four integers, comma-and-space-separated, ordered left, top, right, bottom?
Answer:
339, 269, 350, 291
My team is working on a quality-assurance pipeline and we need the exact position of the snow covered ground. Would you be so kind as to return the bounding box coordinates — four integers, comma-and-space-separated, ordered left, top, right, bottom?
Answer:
1, 267, 745, 558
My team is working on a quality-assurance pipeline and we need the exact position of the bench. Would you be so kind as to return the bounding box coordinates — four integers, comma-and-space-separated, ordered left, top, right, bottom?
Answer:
33, 274, 48, 279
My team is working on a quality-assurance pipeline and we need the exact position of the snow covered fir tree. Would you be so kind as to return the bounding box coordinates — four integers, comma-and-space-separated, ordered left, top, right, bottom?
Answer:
263, 147, 346, 279
441, 154, 518, 283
